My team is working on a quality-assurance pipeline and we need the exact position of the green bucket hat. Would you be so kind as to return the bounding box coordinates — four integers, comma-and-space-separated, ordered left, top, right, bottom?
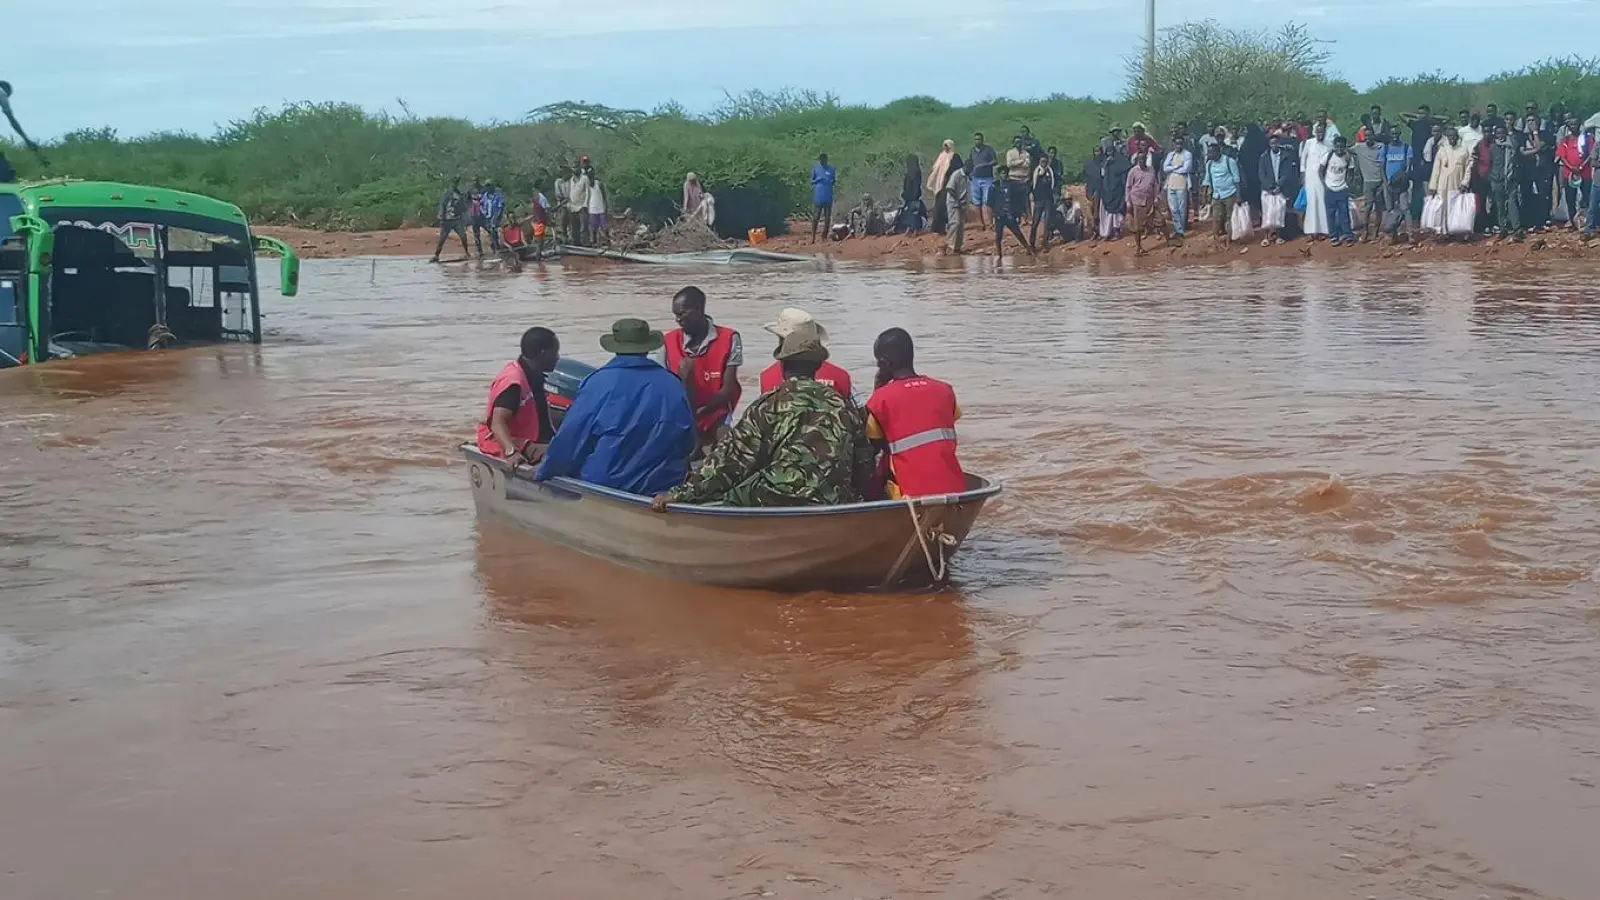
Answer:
599, 317, 664, 355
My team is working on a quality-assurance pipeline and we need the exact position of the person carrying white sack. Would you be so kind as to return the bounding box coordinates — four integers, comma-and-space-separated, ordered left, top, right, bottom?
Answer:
1428, 128, 1474, 236
1257, 130, 1301, 245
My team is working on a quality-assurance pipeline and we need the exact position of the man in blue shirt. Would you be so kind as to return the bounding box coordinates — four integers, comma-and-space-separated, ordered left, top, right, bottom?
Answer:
476, 180, 507, 256
810, 153, 837, 244
1200, 142, 1242, 239
535, 318, 697, 496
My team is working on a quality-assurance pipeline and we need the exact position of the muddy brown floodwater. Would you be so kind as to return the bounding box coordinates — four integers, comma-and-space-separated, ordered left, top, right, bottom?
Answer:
3, 256, 1599, 899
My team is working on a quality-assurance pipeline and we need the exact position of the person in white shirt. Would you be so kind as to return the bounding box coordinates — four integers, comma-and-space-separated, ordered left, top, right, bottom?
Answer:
566, 163, 591, 246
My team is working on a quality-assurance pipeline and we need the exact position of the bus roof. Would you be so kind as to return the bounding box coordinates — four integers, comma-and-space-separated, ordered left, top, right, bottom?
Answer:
2, 180, 250, 228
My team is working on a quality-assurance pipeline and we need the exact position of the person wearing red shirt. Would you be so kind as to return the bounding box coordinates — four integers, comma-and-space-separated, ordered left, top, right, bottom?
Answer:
864, 328, 966, 500
757, 308, 854, 400
659, 286, 743, 453
1555, 118, 1592, 231
476, 326, 561, 464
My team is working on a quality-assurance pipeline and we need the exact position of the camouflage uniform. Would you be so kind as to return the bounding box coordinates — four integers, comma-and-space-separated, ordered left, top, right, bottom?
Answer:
665, 377, 876, 507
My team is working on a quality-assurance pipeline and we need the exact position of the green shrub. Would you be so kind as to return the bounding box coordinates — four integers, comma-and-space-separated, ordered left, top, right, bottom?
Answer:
5, 38, 1600, 235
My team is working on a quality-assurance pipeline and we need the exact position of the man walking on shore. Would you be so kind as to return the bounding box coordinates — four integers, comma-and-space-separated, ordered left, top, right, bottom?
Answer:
811, 153, 837, 244
990, 164, 1034, 258
430, 179, 471, 263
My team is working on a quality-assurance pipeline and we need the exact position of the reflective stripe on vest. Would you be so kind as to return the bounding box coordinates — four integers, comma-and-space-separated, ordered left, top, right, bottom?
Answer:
887, 427, 957, 455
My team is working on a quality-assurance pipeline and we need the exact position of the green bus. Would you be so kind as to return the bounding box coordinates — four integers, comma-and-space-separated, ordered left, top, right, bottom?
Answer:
0, 179, 299, 367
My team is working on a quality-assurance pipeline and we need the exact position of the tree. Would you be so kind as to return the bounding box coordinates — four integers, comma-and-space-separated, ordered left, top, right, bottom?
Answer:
1125, 21, 1345, 133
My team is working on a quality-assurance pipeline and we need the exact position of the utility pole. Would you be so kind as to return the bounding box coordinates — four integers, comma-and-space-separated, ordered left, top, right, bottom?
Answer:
1143, 0, 1156, 84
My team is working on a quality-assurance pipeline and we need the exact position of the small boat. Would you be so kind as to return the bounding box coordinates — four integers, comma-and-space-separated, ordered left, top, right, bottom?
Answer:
462, 358, 1001, 590
517, 244, 810, 266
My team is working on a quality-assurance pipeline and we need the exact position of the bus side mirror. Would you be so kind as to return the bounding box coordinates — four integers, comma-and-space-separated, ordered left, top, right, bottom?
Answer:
251, 234, 300, 298
10, 214, 52, 269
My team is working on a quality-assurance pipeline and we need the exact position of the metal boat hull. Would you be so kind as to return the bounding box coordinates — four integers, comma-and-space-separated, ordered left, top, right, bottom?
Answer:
461, 445, 999, 591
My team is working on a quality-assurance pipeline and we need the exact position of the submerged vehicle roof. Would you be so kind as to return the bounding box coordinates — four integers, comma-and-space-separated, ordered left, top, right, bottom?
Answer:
2, 179, 250, 227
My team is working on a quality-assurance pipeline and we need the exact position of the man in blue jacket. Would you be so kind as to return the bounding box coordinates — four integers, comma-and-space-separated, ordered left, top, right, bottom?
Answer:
535, 318, 696, 496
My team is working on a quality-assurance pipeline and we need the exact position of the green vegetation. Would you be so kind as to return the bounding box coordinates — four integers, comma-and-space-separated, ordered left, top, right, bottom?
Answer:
4, 22, 1598, 237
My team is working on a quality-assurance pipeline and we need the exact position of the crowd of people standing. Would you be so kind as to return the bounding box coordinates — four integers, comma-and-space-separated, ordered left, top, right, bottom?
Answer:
806, 100, 1600, 256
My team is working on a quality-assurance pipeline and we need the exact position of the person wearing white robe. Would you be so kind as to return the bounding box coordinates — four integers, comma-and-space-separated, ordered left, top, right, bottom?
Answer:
1429, 128, 1473, 233
1299, 123, 1334, 236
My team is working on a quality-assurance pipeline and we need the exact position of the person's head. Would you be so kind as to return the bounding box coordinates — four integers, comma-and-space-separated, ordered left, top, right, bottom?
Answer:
1316, 108, 1328, 123
671, 286, 709, 335
942, 138, 955, 153
1132, 122, 1147, 138
1136, 150, 1150, 169
1445, 127, 1461, 147
1020, 126, 1033, 139
1333, 135, 1348, 152
1486, 103, 1498, 118
1526, 101, 1540, 118
599, 318, 664, 358
1365, 127, 1380, 147
1268, 132, 1282, 152
873, 327, 915, 379
1314, 121, 1327, 141
1493, 123, 1509, 141
1109, 124, 1124, 140
1370, 103, 1383, 119
818, 152, 830, 166
1013, 135, 1025, 149
1360, 113, 1372, 129
1567, 115, 1580, 131
1470, 111, 1482, 127
518, 327, 561, 372
1047, 145, 1058, 160
1431, 123, 1444, 140
1504, 111, 1518, 130
774, 321, 829, 378
1206, 141, 1221, 160
685, 171, 698, 183
1525, 113, 1540, 131
1418, 104, 1432, 118
973, 131, 986, 147
1388, 124, 1404, 144
1456, 109, 1470, 126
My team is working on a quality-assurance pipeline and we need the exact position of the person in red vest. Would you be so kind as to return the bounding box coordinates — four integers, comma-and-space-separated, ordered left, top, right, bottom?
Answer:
475, 326, 561, 465
659, 285, 742, 452
758, 308, 854, 400
864, 328, 966, 499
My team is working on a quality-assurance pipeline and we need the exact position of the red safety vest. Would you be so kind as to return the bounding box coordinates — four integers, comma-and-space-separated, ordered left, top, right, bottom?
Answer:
759, 361, 853, 397
866, 376, 966, 498
664, 325, 742, 434
475, 361, 549, 456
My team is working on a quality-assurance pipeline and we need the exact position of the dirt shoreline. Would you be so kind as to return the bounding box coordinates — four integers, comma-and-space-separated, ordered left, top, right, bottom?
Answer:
257, 222, 1600, 268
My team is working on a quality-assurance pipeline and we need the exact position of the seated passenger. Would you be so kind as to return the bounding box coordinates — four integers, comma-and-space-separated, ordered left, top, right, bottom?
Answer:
651, 323, 876, 511
535, 318, 696, 495
865, 328, 968, 499
757, 308, 854, 400
476, 326, 561, 464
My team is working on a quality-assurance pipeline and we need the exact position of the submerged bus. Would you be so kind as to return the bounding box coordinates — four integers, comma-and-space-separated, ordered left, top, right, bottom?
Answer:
0, 179, 299, 367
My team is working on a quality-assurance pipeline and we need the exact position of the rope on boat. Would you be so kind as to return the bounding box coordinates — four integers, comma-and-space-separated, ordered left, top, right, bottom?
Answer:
904, 497, 958, 584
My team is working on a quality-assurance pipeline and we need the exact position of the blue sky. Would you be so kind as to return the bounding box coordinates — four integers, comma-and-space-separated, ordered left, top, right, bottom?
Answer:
7, 0, 1597, 139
